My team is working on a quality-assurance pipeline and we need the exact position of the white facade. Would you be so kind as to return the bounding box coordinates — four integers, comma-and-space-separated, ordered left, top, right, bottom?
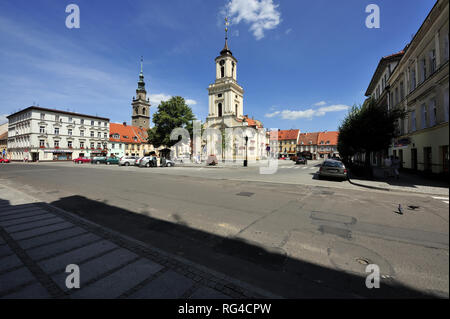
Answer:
7, 107, 110, 161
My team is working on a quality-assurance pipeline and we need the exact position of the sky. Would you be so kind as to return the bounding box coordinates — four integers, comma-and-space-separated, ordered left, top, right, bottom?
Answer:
0, 0, 437, 132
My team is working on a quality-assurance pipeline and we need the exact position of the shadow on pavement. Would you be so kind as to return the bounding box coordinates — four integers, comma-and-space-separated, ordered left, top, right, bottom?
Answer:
48, 195, 442, 299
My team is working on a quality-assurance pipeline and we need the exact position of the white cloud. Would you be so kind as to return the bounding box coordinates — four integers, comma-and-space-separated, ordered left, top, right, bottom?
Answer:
314, 101, 326, 106
265, 104, 350, 120
285, 28, 292, 35
149, 94, 197, 107
185, 99, 197, 106
226, 0, 281, 40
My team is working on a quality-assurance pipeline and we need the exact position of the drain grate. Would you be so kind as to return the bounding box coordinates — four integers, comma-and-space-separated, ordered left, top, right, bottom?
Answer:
236, 192, 255, 197
356, 257, 370, 265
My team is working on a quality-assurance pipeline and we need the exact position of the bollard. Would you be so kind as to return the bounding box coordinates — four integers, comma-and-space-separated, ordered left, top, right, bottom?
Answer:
398, 204, 403, 215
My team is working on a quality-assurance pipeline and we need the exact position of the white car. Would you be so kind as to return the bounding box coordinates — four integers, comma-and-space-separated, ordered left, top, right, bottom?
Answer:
119, 156, 139, 166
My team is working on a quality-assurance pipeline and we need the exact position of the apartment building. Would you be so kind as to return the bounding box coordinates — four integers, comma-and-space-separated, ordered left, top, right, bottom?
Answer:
317, 131, 339, 159
109, 122, 153, 158
389, 0, 449, 175
297, 132, 319, 159
269, 129, 300, 158
7, 106, 110, 161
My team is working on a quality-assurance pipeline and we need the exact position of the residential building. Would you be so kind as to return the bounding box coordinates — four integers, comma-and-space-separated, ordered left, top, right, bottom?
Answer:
109, 122, 154, 158
317, 131, 339, 158
7, 106, 110, 161
297, 132, 319, 159
269, 129, 300, 158
364, 50, 405, 166
388, 0, 449, 175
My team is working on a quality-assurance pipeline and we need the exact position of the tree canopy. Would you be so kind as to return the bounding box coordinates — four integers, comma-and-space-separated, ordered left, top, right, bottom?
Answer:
147, 96, 196, 148
338, 97, 406, 163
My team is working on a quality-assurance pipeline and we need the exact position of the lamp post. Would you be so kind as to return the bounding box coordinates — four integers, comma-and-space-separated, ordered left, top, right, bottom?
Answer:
244, 136, 248, 167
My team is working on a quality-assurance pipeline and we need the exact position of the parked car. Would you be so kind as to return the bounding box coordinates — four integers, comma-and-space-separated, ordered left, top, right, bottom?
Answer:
91, 156, 107, 164
160, 158, 175, 167
0, 158, 10, 163
318, 159, 348, 180
73, 157, 91, 164
139, 156, 157, 168
119, 156, 139, 166
106, 157, 119, 165
295, 157, 307, 165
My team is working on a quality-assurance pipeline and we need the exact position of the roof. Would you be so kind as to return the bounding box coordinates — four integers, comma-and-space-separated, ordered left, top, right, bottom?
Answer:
237, 115, 263, 128
365, 51, 405, 96
297, 132, 319, 145
0, 132, 7, 141
269, 129, 300, 141
109, 123, 148, 144
318, 131, 339, 145
7, 106, 109, 121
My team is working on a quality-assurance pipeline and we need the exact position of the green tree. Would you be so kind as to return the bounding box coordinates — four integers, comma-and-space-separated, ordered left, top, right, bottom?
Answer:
148, 96, 196, 148
338, 97, 406, 168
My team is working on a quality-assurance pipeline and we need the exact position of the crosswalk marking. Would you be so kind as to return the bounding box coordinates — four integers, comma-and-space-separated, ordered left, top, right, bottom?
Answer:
432, 196, 449, 205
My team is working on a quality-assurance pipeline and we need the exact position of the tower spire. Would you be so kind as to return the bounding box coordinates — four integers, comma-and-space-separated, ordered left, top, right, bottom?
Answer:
140, 56, 143, 74
220, 17, 233, 56
137, 56, 145, 91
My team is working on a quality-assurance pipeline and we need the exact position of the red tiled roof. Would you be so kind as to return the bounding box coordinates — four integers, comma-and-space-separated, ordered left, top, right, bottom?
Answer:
109, 123, 148, 144
237, 115, 263, 128
317, 131, 339, 146
269, 129, 300, 141
297, 132, 319, 145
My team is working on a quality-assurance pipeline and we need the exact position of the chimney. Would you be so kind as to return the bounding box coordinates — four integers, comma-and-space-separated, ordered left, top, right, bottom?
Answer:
123, 122, 127, 126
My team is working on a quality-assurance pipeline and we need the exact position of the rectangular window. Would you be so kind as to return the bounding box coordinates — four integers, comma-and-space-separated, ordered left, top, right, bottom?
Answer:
40, 113, 45, 120
445, 33, 449, 61
54, 140, 59, 148
40, 126, 45, 134
395, 87, 399, 105
81, 119, 84, 124
54, 128, 59, 135
80, 141, 84, 148
39, 140, 45, 147
91, 120, 94, 126
97, 143, 101, 149
90, 142, 94, 149
68, 129, 72, 136
98, 121, 101, 126
104, 133, 107, 139
69, 117, 73, 123
429, 100, 436, 126
400, 82, 404, 100
420, 58, 426, 83
98, 132, 101, 138
429, 50, 436, 74
112, 144, 115, 149
411, 110, 416, 132
90, 131, 94, 137
80, 130, 84, 137
68, 141, 72, 148
421, 104, 427, 129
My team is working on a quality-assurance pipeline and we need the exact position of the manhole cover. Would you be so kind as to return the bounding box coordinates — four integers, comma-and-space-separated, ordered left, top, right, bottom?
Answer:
236, 192, 254, 197
356, 257, 370, 265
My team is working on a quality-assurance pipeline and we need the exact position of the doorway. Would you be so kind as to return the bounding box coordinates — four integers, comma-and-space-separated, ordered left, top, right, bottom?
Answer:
411, 149, 417, 171
423, 147, 432, 173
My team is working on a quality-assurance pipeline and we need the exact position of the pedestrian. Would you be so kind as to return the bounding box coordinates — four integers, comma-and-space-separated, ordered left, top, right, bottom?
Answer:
393, 156, 401, 180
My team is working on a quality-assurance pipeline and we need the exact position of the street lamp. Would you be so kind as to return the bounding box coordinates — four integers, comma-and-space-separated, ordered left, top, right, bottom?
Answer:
244, 136, 248, 167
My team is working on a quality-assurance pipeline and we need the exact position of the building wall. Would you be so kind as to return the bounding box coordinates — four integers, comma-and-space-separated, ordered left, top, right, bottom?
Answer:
7, 108, 110, 161
389, 0, 449, 174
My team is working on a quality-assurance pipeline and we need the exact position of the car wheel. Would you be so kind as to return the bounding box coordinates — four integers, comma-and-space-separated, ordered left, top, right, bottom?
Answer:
107, 162, 110, 165
167, 163, 172, 167
125, 162, 130, 166
78, 161, 82, 164
96, 161, 100, 164
146, 163, 150, 167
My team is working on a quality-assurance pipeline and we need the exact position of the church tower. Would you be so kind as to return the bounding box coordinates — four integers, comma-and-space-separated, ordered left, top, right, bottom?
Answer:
131, 57, 150, 129
206, 18, 244, 125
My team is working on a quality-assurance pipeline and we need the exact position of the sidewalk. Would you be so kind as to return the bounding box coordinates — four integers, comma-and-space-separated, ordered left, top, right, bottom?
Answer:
0, 185, 279, 299
348, 168, 449, 196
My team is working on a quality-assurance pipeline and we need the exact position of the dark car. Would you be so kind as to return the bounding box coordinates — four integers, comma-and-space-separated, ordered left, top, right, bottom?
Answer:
91, 156, 107, 164
295, 157, 307, 165
318, 159, 348, 180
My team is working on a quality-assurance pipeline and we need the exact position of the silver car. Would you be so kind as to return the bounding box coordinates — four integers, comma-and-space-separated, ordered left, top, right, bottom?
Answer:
139, 156, 157, 167
119, 156, 139, 166
318, 159, 348, 180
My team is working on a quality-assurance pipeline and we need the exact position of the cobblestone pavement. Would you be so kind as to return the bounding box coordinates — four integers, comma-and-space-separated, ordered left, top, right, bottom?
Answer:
0, 195, 279, 299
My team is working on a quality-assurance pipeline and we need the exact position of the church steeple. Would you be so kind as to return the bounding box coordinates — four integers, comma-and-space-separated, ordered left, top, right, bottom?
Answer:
220, 17, 233, 56
132, 56, 150, 129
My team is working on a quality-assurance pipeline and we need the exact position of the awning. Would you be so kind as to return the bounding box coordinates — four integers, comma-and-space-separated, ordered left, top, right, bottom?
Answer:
44, 150, 73, 153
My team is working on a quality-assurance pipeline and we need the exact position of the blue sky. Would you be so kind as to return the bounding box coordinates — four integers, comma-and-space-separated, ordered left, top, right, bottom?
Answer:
0, 0, 436, 132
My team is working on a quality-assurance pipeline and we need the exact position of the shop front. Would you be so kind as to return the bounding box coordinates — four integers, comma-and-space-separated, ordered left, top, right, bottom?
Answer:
44, 149, 73, 161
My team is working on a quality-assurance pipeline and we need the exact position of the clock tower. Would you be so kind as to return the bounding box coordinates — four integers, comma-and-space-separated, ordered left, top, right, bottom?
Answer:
131, 57, 150, 129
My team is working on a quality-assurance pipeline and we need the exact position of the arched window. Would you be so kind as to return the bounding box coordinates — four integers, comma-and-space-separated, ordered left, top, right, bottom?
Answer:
220, 60, 225, 78
235, 104, 238, 116
232, 62, 235, 78
142, 107, 146, 115
218, 103, 223, 117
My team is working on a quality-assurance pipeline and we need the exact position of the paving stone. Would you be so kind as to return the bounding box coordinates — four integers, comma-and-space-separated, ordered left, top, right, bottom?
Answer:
18, 226, 87, 250
0, 254, 23, 272
70, 258, 163, 299
52, 248, 138, 291
11, 222, 74, 241
38, 240, 118, 274
2, 282, 51, 299
0, 209, 50, 221
128, 270, 195, 299
189, 286, 231, 299
5, 217, 66, 233
0, 244, 12, 258
27, 232, 101, 261
0, 267, 35, 294
0, 213, 56, 227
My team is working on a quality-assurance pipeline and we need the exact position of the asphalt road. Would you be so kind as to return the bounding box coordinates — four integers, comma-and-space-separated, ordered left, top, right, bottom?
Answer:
0, 161, 448, 298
